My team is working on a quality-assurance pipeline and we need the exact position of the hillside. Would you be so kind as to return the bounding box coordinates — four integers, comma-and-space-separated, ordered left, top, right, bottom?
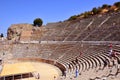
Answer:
7, 11, 120, 41
7, 1, 120, 41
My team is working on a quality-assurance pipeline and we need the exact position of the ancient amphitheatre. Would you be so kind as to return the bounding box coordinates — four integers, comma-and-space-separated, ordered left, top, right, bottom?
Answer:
0, 2, 120, 80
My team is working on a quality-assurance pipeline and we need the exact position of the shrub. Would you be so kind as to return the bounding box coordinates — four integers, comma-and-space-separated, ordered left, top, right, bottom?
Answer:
33, 18, 43, 27
102, 4, 111, 9
0, 33, 4, 37
68, 15, 78, 21
114, 2, 120, 8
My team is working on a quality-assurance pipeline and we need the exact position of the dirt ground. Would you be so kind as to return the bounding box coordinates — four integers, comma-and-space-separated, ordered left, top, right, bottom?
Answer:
0, 62, 62, 80
31, 62, 62, 80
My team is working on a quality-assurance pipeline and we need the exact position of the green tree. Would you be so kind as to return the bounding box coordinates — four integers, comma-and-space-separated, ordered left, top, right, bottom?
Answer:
92, 7, 98, 14
101, 4, 111, 9
92, 7, 102, 14
68, 15, 78, 21
83, 11, 91, 18
0, 33, 4, 37
114, 2, 120, 8
33, 18, 43, 27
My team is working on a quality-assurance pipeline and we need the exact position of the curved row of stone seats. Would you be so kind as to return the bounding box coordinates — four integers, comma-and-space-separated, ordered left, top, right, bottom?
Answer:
89, 56, 102, 69
85, 12, 120, 41
103, 54, 114, 64
97, 55, 111, 71
29, 12, 120, 41
62, 57, 80, 73
113, 45, 120, 53
57, 44, 92, 72
77, 55, 110, 79
89, 56, 100, 69
57, 21, 87, 41
62, 14, 109, 41
90, 25, 120, 41
63, 51, 101, 73
10, 42, 120, 80
66, 62, 75, 73
63, 54, 108, 79
81, 57, 92, 71
97, 55, 108, 69
79, 54, 104, 72
102, 12, 120, 41
63, 20, 92, 41
48, 43, 75, 60
84, 55, 98, 70
65, 62, 73, 73
58, 44, 105, 69
63, 18, 94, 41
81, 57, 92, 70
56, 44, 109, 65
58, 56, 80, 73
100, 64, 120, 80
68, 15, 112, 40
12, 43, 41, 58
60, 45, 120, 80
76, 58, 86, 72
79, 45, 108, 67
40, 22, 70, 41
99, 49, 116, 64
55, 22, 80, 41
12, 43, 77, 60
75, 14, 109, 41
116, 56, 120, 65
79, 55, 100, 71
31, 22, 65, 41
12, 43, 61, 59
39, 44, 57, 58
74, 12, 119, 41
90, 52, 120, 80
59, 45, 119, 79
57, 43, 86, 63
90, 57, 120, 80
87, 56, 109, 78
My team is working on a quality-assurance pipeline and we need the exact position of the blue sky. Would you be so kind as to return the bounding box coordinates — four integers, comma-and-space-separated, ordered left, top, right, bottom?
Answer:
0, 0, 119, 36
